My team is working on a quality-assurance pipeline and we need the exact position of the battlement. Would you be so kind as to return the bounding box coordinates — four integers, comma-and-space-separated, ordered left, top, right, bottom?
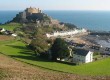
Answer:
25, 7, 41, 14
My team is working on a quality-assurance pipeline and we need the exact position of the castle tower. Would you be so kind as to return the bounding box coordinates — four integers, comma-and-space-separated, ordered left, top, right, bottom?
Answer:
25, 7, 41, 14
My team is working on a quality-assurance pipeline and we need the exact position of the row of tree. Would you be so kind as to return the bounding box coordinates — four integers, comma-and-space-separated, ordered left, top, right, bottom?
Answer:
29, 36, 70, 61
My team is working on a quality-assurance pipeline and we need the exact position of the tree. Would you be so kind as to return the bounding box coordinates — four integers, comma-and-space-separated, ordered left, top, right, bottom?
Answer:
30, 37, 48, 55
51, 38, 70, 61
29, 27, 49, 56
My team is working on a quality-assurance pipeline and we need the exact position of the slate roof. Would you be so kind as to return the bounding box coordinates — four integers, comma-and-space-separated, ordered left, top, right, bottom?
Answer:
76, 44, 85, 47
91, 46, 100, 50
74, 49, 89, 56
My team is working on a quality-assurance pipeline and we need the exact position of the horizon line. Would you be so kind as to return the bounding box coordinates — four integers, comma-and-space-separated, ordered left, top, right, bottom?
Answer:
1, 9, 110, 11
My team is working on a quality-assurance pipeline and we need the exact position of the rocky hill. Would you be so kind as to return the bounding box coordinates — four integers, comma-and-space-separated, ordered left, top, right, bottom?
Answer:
12, 7, 50, 23
11, 7, 77, 29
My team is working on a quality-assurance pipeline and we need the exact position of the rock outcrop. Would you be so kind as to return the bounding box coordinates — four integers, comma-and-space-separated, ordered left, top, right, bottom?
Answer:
12, 7, 49, 23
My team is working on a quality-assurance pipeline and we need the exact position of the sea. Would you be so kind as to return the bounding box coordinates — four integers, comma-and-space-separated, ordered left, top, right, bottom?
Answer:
1, 10, 110, 31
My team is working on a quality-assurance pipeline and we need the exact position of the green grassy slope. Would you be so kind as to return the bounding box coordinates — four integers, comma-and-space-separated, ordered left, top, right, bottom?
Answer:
0, 40, 110, 76
0, 23, 21, 31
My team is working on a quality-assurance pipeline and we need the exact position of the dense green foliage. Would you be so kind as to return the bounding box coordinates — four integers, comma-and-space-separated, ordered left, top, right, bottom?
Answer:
51, 38, 70, 61
29, 27, 50, 56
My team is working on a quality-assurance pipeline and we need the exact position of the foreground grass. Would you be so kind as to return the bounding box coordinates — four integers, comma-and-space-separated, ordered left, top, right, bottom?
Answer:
0, 40, 110, 76
0, 23, 21, 31
0, 70, 5, 79
1, 54, 85, 80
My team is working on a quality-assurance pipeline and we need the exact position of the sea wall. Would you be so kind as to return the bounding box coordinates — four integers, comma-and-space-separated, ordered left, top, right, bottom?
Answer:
46, 28, 87, 38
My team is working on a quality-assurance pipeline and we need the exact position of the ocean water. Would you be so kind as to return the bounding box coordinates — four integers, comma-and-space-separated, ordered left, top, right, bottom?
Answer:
1, 10, 110, 31
0, 11, 19, 24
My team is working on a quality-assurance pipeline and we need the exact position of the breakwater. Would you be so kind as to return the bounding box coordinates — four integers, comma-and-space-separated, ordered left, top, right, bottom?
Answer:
90, 31, 110, 36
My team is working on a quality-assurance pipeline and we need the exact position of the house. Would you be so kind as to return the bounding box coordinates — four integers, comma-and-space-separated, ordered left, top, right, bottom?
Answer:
0, 28, 5, 32
105, 47, 110, 52
4, 30, 13, 35
0, 28, 2, 33
91, 45, 100, 50
11, 33, 17, 37
73, 49, 93, 64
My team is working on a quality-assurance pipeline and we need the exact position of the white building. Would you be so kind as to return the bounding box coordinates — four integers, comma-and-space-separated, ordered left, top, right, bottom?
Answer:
46, 28, 87, 38
0, 28, 5, 32
11, 34, 17, 37
73, 49, 93, 64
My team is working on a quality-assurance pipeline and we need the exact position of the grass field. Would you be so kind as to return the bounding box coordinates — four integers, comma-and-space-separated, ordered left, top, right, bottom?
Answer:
0, 23, 21, 31
0, 40, 110, 76
1, 53, 84, 80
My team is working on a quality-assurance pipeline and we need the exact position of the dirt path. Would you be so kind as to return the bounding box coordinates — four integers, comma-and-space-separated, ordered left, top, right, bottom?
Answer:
0, 54, 109, 80
0, 35, 14, 41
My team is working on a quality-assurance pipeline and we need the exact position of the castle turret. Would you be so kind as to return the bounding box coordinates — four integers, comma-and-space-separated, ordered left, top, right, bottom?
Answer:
25, 7, 41, 14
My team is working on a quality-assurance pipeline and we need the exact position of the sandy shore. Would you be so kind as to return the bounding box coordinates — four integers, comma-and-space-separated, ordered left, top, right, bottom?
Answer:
64, 32, 110, 47
64, 33, 94, 45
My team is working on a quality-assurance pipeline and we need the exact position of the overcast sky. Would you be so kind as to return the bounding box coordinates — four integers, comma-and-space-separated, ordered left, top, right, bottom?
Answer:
0, 0, 110, 10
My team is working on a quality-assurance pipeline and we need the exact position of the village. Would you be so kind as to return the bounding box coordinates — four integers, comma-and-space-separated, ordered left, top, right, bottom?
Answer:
1, 25, 110, 64
46, 28, 110, 64
0, 28, 17, 37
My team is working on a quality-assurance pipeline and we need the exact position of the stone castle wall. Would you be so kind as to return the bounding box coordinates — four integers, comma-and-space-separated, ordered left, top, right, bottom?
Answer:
46, 29, 87, 38
25, 7, 41, 14
13, 7, 42, 22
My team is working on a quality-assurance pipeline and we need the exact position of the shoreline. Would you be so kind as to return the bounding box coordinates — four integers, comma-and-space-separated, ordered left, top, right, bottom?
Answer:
64, 31, 110, 47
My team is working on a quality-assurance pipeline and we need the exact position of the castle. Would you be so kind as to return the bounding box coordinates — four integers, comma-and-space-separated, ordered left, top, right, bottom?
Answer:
25, 7, 41, 14
13, 7, 60, 25
19, 7, 42, 19
12, 7, 43, 22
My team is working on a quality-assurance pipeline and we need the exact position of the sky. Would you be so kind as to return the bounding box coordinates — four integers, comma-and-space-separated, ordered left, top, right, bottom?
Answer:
0, 0, 110, 10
